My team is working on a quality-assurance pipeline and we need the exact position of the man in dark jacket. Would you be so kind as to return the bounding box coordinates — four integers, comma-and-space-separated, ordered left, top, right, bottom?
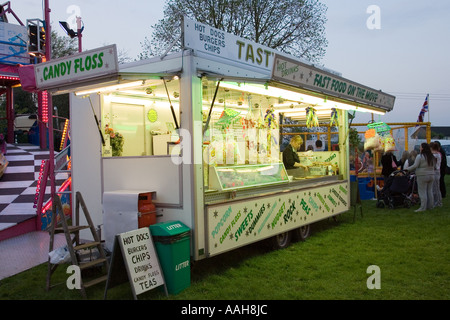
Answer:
381, 151, 399, 179
434, 141, 447, 198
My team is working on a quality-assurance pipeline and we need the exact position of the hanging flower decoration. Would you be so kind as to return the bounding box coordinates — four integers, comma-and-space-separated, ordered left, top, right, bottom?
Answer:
256, 115, 265, 129
105, 124, 124, 156
264, 107, 277, 129
216, 107, 241, 130
306, 106, 319, 128
330, 108, 339, 127
240, 112, 256, 130
241, 95, 256, 130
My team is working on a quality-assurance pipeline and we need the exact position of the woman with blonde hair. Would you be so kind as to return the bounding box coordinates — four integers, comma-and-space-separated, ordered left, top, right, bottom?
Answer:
400, 150, 410, 170
283, 135, 304, 170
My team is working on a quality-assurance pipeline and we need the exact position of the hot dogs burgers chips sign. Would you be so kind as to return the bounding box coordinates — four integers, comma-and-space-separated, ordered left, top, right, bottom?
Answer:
34, 44, 118, 90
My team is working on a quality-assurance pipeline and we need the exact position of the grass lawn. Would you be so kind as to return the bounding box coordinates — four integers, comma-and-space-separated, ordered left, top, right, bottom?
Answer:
1, 177, 449, 300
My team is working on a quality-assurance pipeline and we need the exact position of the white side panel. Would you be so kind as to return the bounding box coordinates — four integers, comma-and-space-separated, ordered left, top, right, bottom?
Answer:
69, 93, 103, 240
102, 156, 182, 206
103, 190, 140, 252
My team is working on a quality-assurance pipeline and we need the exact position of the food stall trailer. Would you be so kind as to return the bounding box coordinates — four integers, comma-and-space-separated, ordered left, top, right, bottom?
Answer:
37, 18, 395, 261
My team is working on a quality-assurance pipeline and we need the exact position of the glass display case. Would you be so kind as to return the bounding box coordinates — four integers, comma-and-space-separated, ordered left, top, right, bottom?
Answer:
208, 163, 289, 191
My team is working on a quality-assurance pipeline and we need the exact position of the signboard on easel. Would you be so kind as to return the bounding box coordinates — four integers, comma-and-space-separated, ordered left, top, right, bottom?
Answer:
104, 228, 167, 300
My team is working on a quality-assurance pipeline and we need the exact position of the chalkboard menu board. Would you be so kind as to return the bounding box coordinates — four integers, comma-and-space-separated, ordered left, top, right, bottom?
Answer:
104, 228, 167, 299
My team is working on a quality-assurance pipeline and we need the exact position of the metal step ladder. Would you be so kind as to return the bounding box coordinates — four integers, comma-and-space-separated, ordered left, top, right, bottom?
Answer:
46, 191, 109, 298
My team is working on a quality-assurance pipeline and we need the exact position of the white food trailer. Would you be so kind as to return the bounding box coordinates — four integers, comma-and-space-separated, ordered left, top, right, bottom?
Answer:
36, 18, 395, 261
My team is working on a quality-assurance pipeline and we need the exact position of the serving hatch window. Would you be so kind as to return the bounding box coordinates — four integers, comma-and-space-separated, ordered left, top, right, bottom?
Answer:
201, 77, 347, 188
100, 77, 180, 157
202, 78, 344, 159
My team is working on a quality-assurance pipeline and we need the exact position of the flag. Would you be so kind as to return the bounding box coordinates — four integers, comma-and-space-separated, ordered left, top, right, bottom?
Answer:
416, 94, 429, 122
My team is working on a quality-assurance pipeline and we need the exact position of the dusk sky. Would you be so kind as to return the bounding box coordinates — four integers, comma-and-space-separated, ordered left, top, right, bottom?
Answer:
10, 0, 450, 126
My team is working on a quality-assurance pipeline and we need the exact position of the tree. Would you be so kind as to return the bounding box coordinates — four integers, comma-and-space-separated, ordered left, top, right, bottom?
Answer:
140, 0, 328, 63
51, 30, 78, 59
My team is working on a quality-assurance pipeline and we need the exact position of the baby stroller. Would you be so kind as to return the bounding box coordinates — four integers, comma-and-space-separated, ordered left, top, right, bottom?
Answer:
376, 170, 416, 209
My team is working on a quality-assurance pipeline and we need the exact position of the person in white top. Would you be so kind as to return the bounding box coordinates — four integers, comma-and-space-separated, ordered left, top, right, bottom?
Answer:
404, 143, 435, 212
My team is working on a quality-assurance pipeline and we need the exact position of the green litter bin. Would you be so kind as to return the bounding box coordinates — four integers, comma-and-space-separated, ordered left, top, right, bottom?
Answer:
149, 220, 191, 294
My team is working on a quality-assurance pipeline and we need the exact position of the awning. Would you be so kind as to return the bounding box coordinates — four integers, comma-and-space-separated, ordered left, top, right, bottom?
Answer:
0, 64, 20, 86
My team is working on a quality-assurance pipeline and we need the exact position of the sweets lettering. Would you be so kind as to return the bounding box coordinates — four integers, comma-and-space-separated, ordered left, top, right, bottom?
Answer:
235, 210, 253, 241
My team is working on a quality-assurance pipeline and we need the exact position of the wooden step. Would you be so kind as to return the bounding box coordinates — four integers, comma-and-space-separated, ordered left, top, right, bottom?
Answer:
47, 192, 108, 299
55, 225, 90, 234
83, 275, 108, 288
79, 258, 107, 270
74, 241, 101, 251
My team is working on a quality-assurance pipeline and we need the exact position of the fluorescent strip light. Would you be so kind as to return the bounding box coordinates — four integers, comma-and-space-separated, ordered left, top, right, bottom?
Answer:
219, 81, 386, 115
220, 82, 320, 104
328, 102, 385, 115
118, 90, 181, 101
108, 96, 148, 105
284, 110, 333, 118
74, 81, 145, 96
202, 105, 224, 113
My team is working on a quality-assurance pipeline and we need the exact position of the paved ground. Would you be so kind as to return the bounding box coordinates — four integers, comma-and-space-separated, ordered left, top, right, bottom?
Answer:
0, 230, 66, 280
0, 143, 68, 279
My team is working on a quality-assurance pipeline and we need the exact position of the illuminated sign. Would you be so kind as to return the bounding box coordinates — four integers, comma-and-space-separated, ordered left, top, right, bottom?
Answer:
183, 17, 275, 71
272, 55, 395, 111
34, 44, 118, 90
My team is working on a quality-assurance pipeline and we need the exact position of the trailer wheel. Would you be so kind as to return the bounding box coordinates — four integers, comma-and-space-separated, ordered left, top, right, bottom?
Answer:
270, 232, 292, 250
294, 224, 311, 241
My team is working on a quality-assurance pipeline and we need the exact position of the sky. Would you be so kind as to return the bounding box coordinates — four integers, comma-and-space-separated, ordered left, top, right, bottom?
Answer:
7, 0, 450, 126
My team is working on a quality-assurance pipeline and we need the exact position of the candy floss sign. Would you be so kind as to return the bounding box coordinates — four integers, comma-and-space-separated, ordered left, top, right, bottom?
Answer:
34, 44, 118, 90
